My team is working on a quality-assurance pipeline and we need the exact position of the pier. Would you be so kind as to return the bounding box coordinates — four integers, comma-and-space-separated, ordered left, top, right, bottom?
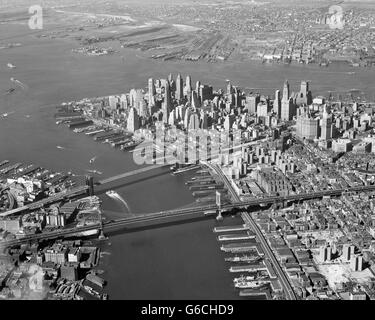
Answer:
217, 231, 256, 241
213, 225, 249, 233
229, 262, 267, 273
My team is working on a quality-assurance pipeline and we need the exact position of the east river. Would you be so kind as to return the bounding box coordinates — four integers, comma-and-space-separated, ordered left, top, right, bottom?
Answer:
0, 22, 375, 299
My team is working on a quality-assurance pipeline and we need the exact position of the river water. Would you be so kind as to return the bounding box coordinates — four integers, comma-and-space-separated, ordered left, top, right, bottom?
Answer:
1, 22, 375, 299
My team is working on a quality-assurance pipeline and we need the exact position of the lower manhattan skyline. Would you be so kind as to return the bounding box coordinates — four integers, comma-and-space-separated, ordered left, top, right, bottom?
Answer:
1, 0, 375, 310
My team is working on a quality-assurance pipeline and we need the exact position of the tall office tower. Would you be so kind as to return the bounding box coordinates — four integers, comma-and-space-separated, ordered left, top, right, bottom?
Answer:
168, 73, 176, 92
188, 113, 200, 130
168, 73, 173, 84
120, 94, 128, 109
199, 85, 213, 104
127, 107, 139, 132
162, 79, 171, 123
148, 78, 155, 99
175, 73, 184, 101
138, 100, 149, 118
224, 114, 235, 131
192, 90, 200, 109
296, 112, 319, 140
273, 90, 281, 117
168, 109, 176, 126
282, 80, 290, 101
281, 97, 295, 121
185, 75, 192, 96
226, 81, 234, 96
184, 108, 191, 128
320, 106, 332, 140
234, 87, 241, 108
195, 81, 201, 99
244, 94, 260, 114
200, 111, 208, 129
296, 81, 312, 106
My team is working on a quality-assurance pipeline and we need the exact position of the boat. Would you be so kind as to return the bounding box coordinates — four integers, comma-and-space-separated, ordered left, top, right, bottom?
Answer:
234, 280, 267, 289
7, 63, 16, 69
224, 254, 260, 263
106, 190, 122, 201
233, 273, 268, 284
89, 156, 97, 164
233, 274, 257, 283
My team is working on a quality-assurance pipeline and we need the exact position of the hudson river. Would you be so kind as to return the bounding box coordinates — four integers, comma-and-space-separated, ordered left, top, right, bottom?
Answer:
1, 22, 375, 299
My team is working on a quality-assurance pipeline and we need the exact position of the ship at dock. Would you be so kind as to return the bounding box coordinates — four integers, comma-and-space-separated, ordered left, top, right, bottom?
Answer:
234, 280, 268, 289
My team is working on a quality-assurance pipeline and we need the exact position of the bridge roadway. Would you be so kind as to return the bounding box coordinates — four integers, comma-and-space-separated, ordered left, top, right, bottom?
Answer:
0, 206, 215, 249
2, 184, 375, 249
0, 186, 89, 217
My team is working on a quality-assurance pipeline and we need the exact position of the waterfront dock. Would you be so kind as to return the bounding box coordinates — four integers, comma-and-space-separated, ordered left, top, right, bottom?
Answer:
229, 262, 267, 273
239, 288, 271, 300
220, 242, 265, 256
217, 231, 256, 241
213, 225, 250, 233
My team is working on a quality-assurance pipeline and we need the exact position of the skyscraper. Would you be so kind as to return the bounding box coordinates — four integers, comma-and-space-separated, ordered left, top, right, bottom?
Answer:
282, 80, 290, 101
192, 90, 200, 109
195, 81, 201, 99
175, 73, 184, 101
188, 113, 200, 130
280, 80, 295, 121
127, 107, 139, 133
273, 90, 281, 117
162, 79, 171, 123
296, 81, 312, 106
185, 75, 192, 97
226, 81, 233, 95
199, 85, 213, 104
320, 106, 332, 140
281, 97, 295, 121
148, 78, 155, 104
245, 94, 260, 114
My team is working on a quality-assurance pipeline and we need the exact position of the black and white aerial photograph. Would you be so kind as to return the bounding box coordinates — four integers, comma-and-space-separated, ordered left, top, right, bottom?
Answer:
1, 0, 375, 310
